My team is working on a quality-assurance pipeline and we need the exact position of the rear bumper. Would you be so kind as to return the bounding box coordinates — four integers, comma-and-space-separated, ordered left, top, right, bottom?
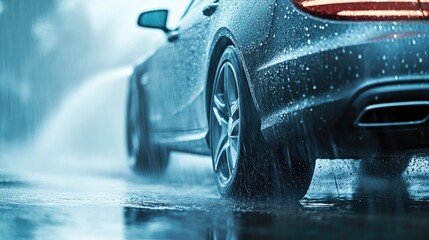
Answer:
334, 81, 429, 156
257, 34, 429, 158
261, 79, 429, 158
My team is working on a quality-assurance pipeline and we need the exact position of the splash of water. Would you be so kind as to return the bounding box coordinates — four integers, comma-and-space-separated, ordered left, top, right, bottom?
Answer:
29, 67, 132, 172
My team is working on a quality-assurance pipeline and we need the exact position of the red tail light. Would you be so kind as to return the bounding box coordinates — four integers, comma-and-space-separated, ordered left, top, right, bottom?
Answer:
293, 0, 429, 20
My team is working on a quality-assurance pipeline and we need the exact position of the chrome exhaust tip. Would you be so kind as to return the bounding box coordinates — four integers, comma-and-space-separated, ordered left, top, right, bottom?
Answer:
355, 101, 429, 128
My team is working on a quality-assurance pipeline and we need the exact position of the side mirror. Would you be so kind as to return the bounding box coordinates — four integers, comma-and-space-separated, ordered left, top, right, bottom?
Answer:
137, 10, 169, 33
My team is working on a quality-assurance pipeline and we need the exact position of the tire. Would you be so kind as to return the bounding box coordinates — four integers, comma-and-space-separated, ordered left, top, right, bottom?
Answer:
360, 156, 410, 178
126, 79, 169, 175
208, 46, 314, 199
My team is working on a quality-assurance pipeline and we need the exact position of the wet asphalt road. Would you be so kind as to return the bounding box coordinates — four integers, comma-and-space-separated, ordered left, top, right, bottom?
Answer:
2, 152, 429, 240
2, 72, 429, 240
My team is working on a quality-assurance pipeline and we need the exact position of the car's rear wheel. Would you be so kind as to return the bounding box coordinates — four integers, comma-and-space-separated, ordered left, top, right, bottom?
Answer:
360, 156, 410, 178
209, 46, 314, 199
126, 81, 169, 175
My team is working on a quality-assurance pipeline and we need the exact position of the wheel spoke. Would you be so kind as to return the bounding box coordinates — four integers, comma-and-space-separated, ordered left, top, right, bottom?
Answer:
229, 99, 239, 119
224, 65, 232, 97
228, 118, 240, 137
225, 145, 233, 177
213, 93, 226, 109
229, 135, 239, 147
225, 64, 239, 106
213, 133, 229, 171
213, 92, 228, 125
228, 124, 239, 170
213, 107, 228, 126
228, 142, 238, 169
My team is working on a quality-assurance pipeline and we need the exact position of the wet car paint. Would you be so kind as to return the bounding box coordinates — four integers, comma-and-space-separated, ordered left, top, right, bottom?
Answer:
133, 0, 429, 159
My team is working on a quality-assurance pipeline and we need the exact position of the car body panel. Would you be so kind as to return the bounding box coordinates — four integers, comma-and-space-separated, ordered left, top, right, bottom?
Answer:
253, 0, 429, 158
131, 0, 429, 157
133, 0, 277, 152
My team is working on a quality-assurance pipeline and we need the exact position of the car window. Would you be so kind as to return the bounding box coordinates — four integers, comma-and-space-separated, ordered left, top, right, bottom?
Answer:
181, 0, 204, 18
165, 0, 194, 29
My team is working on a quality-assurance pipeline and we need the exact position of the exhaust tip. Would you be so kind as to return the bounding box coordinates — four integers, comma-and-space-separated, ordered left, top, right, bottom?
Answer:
355, 101, 429, 128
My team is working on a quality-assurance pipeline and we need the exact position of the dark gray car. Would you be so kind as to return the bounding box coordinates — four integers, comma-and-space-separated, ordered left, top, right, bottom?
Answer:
126, 0, 429, 199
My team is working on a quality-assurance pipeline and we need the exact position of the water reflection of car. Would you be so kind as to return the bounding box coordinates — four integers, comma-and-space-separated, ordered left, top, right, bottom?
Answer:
123, 177, 415, 240
126, 0, 429, 199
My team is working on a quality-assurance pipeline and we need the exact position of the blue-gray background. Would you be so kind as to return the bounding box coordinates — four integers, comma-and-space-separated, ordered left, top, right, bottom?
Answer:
0, 0, 187, 149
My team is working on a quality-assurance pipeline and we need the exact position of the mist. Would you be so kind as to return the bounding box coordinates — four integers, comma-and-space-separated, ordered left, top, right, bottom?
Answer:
0, 0, 188, 156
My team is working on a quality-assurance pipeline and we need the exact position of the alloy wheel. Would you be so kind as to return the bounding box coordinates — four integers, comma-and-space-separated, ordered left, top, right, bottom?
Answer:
210, 61, 241, 187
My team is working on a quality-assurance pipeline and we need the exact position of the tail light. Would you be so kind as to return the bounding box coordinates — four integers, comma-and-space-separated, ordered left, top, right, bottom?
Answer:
292, 0, 429, 20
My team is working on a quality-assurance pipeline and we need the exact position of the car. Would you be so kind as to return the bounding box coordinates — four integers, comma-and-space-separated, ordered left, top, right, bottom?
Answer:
126, 0, 429, 199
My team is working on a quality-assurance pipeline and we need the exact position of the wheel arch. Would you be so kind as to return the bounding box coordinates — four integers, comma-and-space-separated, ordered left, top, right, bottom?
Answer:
204, 29, 264, 146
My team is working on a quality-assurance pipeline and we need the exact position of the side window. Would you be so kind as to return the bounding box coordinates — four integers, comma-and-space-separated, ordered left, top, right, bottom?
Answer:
181, 0, 204, 18
166, 0, 194, 29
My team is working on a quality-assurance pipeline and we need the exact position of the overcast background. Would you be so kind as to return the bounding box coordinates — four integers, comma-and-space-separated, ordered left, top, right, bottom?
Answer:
0, 0, 188, 153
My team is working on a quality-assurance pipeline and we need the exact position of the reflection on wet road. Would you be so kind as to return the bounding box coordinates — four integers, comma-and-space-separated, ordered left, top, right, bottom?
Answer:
2, 153, 429, 240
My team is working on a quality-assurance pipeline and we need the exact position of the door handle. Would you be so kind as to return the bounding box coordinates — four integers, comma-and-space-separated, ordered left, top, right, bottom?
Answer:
203, 1, 219, 16
167, 30, 179, 42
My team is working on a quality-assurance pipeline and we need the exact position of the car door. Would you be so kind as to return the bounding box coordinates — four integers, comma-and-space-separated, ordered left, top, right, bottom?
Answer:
165, 0, 219, 134
146, 0, 217, 137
